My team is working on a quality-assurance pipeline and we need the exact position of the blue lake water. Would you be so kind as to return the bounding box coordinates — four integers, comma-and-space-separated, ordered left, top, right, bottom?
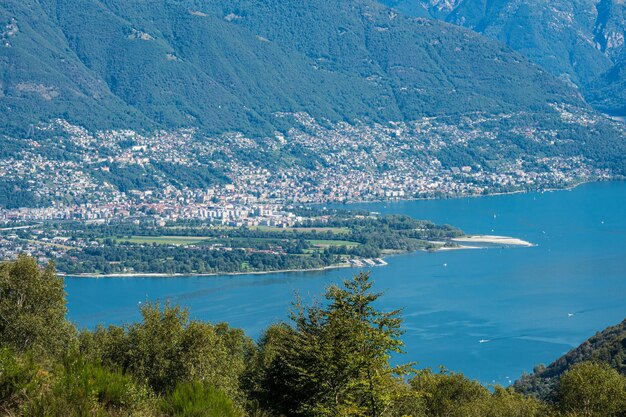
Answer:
66, 181, 626, 386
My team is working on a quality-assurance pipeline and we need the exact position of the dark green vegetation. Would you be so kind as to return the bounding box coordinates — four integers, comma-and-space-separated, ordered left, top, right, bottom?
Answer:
380, 0, 626, 117
514, 317, 626, 401
0, 0, 592, 135
47, 214, 462, 274
0, 179, 40, 209
2, 256, 626, 416
588, 57, 626, 117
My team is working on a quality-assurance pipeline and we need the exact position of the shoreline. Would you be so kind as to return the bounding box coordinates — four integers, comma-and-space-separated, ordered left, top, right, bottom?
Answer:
436, 244, 481, 251
53, 177, 596, 280
317, 178, 612, 206
4, 180, 616, 229
63, 263, 353, 279
62, 234, 531, 279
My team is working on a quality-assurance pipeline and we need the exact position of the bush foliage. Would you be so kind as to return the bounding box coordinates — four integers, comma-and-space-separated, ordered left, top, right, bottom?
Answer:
0, 256, 625, 416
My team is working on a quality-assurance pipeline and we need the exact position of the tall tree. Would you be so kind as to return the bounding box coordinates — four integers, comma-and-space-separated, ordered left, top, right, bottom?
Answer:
253, 272, 411, 417
0, 255, 73, 356
83, 302, 251, 401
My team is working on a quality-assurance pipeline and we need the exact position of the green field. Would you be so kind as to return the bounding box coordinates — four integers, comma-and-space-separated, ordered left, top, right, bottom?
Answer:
248, 226, 351, 234
307, 239, 359, 247
114, 236, 212, 245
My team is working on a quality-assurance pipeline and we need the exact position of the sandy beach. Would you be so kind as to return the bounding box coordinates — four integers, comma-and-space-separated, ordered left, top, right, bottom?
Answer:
452, 235, 534, 247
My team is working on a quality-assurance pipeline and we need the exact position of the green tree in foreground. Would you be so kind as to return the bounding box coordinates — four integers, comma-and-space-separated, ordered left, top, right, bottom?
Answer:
454, 386, 549, 417
409, 368, 490, 416
2, 256, 626, 416
80, 303, 252, 401
0, 255, 74, 356
248, 272, 412, 417
558, 362, 626, 417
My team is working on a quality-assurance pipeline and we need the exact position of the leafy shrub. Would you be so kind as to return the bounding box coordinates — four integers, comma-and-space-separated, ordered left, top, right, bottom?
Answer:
25, 355, 152, 417
409, 368, 490, 416
0, 256, 75, 357
0, 348, 43, 412
558, 362, 626, 417
161, 382, 241, 417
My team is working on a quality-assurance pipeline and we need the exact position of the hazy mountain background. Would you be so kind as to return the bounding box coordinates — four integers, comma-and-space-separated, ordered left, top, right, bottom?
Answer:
380, 0, 626, 116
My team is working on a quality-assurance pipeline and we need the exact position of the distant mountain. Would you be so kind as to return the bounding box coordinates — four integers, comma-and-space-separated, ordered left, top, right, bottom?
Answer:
514, 318, 626, 400
587, 54, 626, 116
380, 0, 626, 116
0, 0, 588, 135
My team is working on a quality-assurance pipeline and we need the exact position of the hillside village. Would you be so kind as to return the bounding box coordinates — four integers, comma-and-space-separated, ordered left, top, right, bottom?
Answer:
0, 107, 616, 226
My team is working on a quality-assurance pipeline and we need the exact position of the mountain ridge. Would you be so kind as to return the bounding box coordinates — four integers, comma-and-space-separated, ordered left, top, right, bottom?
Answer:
0, 0, 589, 136
380, 0, 626, 116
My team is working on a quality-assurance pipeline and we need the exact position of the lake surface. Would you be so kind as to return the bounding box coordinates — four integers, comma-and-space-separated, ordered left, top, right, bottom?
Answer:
66, 181, 626, 385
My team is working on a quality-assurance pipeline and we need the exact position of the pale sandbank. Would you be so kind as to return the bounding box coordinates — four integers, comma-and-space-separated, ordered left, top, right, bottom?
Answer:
452, 235, 534, 247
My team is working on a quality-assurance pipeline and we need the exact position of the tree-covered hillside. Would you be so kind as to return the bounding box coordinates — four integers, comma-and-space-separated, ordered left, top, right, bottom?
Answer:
514, 318, 626, 401
587, 55, 626, 117
0, 0, 587, 135
381, 0, 626, 117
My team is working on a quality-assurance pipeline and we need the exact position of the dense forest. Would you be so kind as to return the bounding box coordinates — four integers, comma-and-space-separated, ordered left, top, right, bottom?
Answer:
0, 0, 583, 135
378, 0, 626, 117
1, 256, 625, 416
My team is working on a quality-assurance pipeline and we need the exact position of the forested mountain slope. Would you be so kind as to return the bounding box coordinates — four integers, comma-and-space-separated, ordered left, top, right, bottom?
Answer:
587, 55, 626, 116
0, 0, 587, 135
514, 318, 626, 400
381, 0, 626, 116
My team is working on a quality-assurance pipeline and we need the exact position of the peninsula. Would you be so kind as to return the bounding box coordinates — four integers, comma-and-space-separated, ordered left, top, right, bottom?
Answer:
0, 205, 534, 277
0, 207, 454, 276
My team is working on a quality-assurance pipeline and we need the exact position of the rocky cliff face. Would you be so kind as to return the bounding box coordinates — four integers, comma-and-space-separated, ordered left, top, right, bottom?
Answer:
593, 0, 625, 59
